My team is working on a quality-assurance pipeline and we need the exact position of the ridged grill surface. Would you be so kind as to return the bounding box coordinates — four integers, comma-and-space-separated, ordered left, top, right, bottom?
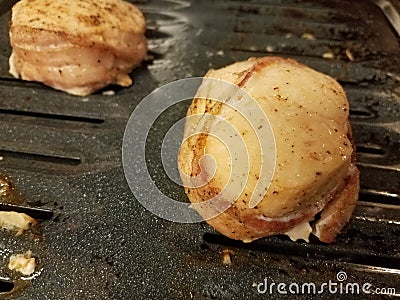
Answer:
0, 0, 399, 299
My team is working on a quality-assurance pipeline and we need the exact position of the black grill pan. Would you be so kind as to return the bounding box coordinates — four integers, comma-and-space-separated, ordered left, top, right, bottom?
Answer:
0, 0, 399, 299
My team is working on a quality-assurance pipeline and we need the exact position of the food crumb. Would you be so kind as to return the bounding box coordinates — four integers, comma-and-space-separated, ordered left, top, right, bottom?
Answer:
345, 48, 355, 61
322, 52, 335, 59
0, 211, 37, 236
222, 249, 234, 265
266, 45, 274, 52
301, 33, 315, 40
8, 251, 36, 276
102, 90, 115, 96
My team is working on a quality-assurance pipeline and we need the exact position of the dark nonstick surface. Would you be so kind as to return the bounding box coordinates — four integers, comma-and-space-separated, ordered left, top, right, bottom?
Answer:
0, 0, 399, 299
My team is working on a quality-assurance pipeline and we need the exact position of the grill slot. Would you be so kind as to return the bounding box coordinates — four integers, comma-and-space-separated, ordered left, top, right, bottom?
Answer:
356, 144, 385, 157
352, 125, 399, 164
0, 202, 53, 220
0, 109, 104, 125
0, 150, 81, 166
0, 280, 14, 293
349, 109, 375, 118
345, 87, 399, 123
358, 163, 399, 196
360, 190, 399, 206
203, 233, 400, 270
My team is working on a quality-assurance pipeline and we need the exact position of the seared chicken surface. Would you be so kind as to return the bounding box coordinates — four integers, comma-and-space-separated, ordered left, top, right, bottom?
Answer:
178, 57, 359, 243
9, 0, 147, 96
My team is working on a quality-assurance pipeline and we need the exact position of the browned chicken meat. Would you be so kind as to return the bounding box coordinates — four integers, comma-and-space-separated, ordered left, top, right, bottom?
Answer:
178, 57, 359, 243
9, 0, 147, 96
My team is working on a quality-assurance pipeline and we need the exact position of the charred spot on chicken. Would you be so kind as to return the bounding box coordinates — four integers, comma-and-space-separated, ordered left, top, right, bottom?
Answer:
178, 56, 359, 243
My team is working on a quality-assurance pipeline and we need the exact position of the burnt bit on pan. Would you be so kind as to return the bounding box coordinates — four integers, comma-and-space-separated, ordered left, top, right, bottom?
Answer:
0, 174, 48, 297
0, 174, 43, 240
0, 174, 24, 206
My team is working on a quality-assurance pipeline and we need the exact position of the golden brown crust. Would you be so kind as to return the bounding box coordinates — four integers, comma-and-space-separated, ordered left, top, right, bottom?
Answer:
313, 121, 360, 243
179, 56, 359, 243
313, 166, 360, 243
9, 0, 147, 96
10, 0, 146, 35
